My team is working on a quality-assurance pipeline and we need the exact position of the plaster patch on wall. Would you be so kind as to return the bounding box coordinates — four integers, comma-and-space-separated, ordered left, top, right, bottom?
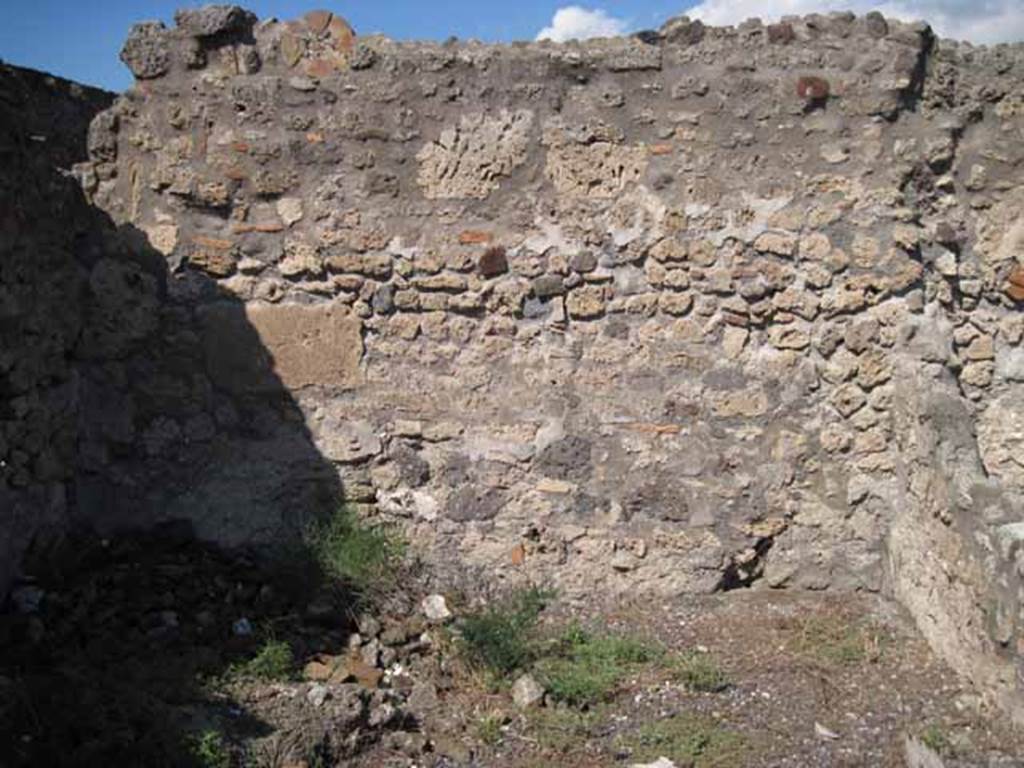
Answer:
415, 109, 534, 199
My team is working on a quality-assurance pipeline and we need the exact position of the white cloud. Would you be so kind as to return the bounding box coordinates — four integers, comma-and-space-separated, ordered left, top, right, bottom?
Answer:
536, 6, 630, 42
684, 0, 1024, 44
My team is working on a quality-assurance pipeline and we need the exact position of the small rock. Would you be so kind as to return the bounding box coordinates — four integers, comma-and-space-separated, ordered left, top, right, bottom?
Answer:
275, 197, 304, 227
350, 43, 377, 70
174, 5, 253, 37
532, 274, 566, 298
904, 734, 946, 768
307, 683, 329, 707
342, 652, 385, 689
522, 296, 551, 319
406, 680, 440, 716
569, 251, 598, 273
631, 758, 678, 768
380, 620, 416, 646
797, 76, 830, 102
372, 284, 396, 314
814, 722, 840, 741
357, 614, 382, 639
611, 549, 639, 572
511, 674, 545, 709
661, 16, 705, 46
360, 637, 381, 667
11, 585, 45, 614
421, 594, 452, 623
232, 617, 253, 636
303, 655, 338, 682
863, 11, 888, 37
386, 730, 429, 757
288, 76, 317, 92
368, 702, 398, 727
120, 22, 171, 79
766, 22, 795, 44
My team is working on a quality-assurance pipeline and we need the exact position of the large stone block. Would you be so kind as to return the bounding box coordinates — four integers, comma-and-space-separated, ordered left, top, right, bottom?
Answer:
200, 301, 362, 393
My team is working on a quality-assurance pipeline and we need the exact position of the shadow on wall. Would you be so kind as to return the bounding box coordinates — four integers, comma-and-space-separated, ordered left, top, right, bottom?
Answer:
0, 63, 355, 766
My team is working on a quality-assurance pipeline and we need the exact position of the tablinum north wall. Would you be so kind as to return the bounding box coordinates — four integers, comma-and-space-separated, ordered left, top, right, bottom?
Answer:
6, 6, 1024, 718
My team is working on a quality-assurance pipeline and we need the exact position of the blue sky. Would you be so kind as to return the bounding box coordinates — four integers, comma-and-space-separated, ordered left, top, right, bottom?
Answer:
1, 1, 1021, 92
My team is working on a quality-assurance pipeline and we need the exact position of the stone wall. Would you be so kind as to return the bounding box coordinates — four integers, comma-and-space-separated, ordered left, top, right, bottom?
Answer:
0, 56, 341, 599
10, 5, 1024, 717
0, 64, 114, 595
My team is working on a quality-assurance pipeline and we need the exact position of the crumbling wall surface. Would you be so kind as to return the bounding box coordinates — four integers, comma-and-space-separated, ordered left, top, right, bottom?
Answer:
0, 64, 114, 595
76, 7, 1024, 712
0, 57, 343, 599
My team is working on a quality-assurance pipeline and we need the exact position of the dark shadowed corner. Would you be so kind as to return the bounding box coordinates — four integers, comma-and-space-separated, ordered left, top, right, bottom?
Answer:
0, 59, 362, 767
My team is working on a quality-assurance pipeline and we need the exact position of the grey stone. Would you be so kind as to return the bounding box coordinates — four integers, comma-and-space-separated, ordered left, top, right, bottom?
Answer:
174, 5, 255, 37
532, 274, 566, 298
350, 43, 377, 70
360, 637, 381, 667
446, 485, 504, 522
535, 436, 592, 482
368, 702, 398, 727
372, 283, 396, 315
406, 680, 440, 716
120, 22, 171, 79
660, 16, 705, 45
392, 445, 430, 487
307, 682, 329, 707
569, 251, 598, 273
87, 111, 118, 163
421, 593, 452, 622
522, 297, 551, 319
511, 674, 544, 708
232, 617, 253, 636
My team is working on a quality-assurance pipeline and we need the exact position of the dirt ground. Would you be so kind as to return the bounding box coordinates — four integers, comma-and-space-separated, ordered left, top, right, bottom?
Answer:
2, 532, 1022, 768
355, 592, 1024, 768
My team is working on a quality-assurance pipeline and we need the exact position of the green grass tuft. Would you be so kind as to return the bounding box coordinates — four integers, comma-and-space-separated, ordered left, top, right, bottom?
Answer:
534, 625, 661, 707
457, 586, 554, 676
622, 712, 747, 767
920, 723, 954, 755
670, 650, 730, 693
229, 638, 294, 682
475, 711, 507, 746
305, 506, 405, 596
524, 706, 602, 754
190, 729, 230, 768
791, 613, 883, 667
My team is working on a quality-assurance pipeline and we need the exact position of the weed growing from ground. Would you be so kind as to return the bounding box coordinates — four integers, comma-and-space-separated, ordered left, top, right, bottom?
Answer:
921, 723, 954, 755
621, 712, 747, 767
190, 729, 230, 768
456, 593, 670, 706
456, 586, 553, 676
524, 706, 603, 753
474, 711, 507, 746
670, 650, 730, 693
304, 505, 405, 597
534, 623, 661, 706
229, 638, 294, 682
790, 612, 884, 667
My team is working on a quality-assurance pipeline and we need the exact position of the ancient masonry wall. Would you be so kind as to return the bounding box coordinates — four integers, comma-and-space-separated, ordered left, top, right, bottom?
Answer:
0, 64, 114, 595
7, 4, 1024, 717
